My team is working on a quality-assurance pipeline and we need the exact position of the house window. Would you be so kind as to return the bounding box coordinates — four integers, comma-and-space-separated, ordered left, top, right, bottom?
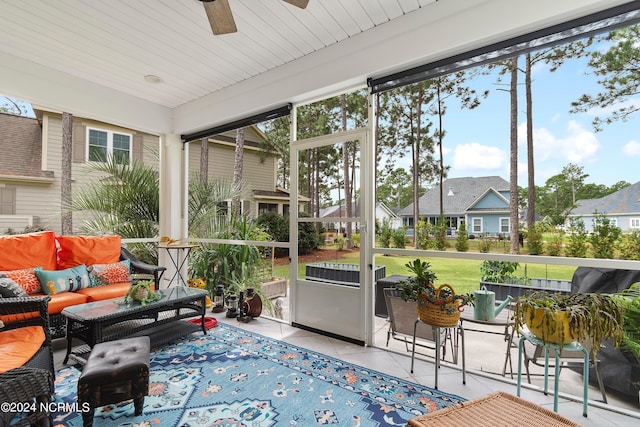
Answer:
218, 200, 247, 218
472, 218, 482, 233
283, 204, 290, 217
87, 128, 131, 164
259, 203, 278, 215
631, 218, 640, 229
499, 217, 510, 233
0, 187, 16, 215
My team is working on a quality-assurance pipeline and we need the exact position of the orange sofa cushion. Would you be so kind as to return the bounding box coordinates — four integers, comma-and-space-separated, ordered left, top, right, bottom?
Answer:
0, 231, 57, 271
57, 235, 121, 270
0, 326, 45, 373
28, 292, 89, 315
77, 282, 131, 302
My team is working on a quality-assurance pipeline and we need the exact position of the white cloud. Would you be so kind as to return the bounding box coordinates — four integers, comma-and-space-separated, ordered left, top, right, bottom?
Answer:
623, 140, 640, 156
585, 97, 640, 117
453, 142, 506, 171
518, 120, 600, 164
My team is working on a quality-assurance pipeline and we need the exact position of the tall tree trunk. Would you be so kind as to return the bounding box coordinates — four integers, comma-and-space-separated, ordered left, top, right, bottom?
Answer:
413, 88, 423, 249
232, 127, 245, 217
306, 149, 313, 214
314, 147, 320, 233
61, 112, 73, 234
526, 52, 535, 232
200, 136, 209, 184
341, 94, 352, 248
437, 80, 444, 220
509, 57, 520, 254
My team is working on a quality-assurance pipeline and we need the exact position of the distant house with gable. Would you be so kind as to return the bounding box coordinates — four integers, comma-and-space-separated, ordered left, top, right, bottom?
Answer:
567, 181, 640, 233
321, 200, 401, 232
397, 176, 512, 237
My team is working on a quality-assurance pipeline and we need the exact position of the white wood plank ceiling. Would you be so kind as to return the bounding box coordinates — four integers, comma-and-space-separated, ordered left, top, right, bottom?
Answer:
0, 0, 436, 109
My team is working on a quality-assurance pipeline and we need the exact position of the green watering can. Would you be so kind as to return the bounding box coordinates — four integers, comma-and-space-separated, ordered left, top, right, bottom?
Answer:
473, 285, 512, 322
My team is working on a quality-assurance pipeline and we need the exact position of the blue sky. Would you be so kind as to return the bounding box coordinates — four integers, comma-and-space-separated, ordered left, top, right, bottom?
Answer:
437, 53, 639, 188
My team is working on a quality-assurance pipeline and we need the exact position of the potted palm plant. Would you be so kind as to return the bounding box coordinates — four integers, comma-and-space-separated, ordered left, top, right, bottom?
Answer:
398, 258, 473, 327
513, 290, 625, 353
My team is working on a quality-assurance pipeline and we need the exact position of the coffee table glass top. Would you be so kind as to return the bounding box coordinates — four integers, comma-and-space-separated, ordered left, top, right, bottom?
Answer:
62, 287, 207, 321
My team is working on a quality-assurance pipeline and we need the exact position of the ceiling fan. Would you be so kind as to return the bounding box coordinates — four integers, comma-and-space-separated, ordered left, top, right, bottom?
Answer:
199, 0, 310, 35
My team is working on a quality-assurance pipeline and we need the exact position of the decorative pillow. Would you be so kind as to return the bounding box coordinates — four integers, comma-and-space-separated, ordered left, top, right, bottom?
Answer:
0, 231, 57, 271
0, 277, 28, 298
88, 260, 131, 287
36, 264, 90, 295
56, 235, 121, 270
0, 267, 43, 294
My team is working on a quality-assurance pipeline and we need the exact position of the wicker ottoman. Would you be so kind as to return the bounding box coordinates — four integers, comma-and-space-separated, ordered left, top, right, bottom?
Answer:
77, 336, 150, 427
408, 391, 580, 427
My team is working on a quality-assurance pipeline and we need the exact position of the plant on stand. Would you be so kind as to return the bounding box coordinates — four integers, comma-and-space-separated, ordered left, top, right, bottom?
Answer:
513, 290, 625, 352
398, 258, 473, 327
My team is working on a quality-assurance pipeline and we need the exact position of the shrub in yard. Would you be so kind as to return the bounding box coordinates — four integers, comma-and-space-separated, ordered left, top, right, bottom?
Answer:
526, 223, 544, 255
392, 228, 407, 248
434, 219, 448, 251
378, 218, 392, 248
455, 221, 469, 252
590, 212, 621, 259
415, 219, 433, 250
546, 230, 564, 256
256, 211, 289, 257
565, 217, 588, 258
619, 230, 640, 260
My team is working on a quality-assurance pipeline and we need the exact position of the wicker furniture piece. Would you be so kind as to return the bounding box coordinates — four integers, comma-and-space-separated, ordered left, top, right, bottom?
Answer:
78, 336, 150, 427
0, 367, 53, 427
0, 296, 54, 387
407, 391, 581, 427
62, 287, 207, 363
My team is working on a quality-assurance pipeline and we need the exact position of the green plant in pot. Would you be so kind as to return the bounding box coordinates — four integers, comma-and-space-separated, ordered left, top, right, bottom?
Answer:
612, 283, 640, 364
123, 280, 161, 306
513, 290, 625, 353
398, 258, 473, 327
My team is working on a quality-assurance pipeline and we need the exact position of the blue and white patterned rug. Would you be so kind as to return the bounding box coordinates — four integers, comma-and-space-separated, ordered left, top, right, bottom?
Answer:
51, 322, 464, 426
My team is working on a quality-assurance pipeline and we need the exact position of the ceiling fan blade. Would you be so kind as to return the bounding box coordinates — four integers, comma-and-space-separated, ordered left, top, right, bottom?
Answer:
282, 0, 309, 9
202, 0, 237, 35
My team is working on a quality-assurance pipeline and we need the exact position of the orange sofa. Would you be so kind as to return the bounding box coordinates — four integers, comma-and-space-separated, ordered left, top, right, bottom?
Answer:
0, 231, 165, 338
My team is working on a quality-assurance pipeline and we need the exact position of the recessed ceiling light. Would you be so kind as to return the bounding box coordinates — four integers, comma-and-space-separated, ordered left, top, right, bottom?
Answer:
144, 74, 163, 83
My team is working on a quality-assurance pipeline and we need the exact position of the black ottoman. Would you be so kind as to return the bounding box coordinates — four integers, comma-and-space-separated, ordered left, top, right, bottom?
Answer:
77, 336, 150, 427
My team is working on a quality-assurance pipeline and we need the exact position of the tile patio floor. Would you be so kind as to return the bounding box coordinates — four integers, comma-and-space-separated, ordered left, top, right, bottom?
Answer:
53, 308, 640, 426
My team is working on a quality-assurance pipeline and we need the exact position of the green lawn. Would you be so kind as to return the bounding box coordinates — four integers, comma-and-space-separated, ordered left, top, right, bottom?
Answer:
272, 251, 577, 295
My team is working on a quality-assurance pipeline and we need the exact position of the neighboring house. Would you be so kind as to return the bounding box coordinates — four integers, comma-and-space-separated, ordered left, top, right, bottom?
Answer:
0, 110, 297, 234
321, 201, 401, 232
0, 112, 53, 231
187, 126, 305, 218
397, 176, 512, 237
567, 181, 640, 233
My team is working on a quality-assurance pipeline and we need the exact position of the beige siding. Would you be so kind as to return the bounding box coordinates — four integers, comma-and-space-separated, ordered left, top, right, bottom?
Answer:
10, 112, 161, 234
188, 141, 277, 193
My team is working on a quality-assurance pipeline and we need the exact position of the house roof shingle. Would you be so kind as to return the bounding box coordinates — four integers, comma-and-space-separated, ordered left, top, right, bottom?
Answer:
0, 112, 53, 180
570, 181, 640, 216
397, 176, 510, 216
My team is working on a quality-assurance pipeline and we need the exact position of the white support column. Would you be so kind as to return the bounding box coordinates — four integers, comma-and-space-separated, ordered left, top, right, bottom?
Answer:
159, 133, 187, 288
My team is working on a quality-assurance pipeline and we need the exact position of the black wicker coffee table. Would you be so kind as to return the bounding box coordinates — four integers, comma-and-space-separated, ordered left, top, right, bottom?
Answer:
62, 287, 208, 363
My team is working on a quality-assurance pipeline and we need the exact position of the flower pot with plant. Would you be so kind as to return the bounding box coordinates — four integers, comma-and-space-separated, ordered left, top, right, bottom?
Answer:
513, 290, 625, 353
123, 280, 161, 306
398, 258, 473, 327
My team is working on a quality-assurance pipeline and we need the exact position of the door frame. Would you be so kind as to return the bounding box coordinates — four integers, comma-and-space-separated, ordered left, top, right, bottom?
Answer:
289, 127, 374, 344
